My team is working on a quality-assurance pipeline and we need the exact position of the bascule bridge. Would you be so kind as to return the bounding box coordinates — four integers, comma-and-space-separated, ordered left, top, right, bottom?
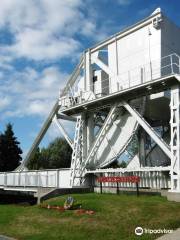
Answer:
0, 8, 180, 201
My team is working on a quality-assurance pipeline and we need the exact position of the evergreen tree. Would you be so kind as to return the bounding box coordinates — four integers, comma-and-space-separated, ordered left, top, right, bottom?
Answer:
2, 123, 22, 171
0, 133, 5, 170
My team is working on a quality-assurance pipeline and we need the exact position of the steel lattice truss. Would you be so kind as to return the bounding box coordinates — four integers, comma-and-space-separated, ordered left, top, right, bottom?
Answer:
15, 8, 180, 193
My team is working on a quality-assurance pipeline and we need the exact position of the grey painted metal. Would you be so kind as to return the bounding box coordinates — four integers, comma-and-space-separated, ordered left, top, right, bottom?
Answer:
3, 9, 180, 194
87, 166, 171, 173
0, 167, 171, 190
123, 102, 171, 158
56, 113, 76, 122
91, 168, 170, 189
170, 85, 180, 191
60, 74, 180, 116
70, 116, 84, 186
92, 53, 113, 75
95, 99, 146, 169
81, 103, 118, 175
18, 100, 60, 171
60, 55, 83, 97
53, 115, 73, 149
89, 9, 162, 53
0, 169, 71, 189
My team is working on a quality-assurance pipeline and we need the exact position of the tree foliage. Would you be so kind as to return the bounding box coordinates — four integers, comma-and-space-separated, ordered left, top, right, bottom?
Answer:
27, 147, 42, 170
118, 160, 127, 168
27, 138, 72, 170
108, 160, 127, 168
0, 123, 22, 171
127, 134, 138, 158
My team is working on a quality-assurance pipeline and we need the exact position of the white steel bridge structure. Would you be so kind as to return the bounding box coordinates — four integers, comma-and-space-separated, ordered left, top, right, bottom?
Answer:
0, 8, 180, 196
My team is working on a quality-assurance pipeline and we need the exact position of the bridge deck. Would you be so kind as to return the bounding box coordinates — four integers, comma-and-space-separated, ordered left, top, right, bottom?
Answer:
61, 74, 180, 115
0, 169, 71, 190
0, 167, 171, 191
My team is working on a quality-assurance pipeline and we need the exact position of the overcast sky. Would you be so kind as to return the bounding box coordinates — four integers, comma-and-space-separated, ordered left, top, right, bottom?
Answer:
0, 0, 179, 157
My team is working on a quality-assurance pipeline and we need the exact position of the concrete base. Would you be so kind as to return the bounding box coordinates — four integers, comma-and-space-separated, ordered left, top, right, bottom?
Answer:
0, 187, 93, 205
160, 190, 169, 197
166, 192, 180, 202
37, 187, 93, 204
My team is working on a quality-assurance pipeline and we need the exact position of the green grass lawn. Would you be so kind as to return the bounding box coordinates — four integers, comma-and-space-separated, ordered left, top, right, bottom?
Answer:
0, 193, 180, 240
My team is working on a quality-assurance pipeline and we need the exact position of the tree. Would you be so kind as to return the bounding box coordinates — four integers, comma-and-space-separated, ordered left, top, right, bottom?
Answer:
118, 160, 127, 168
127, 134, 138, 158
107, 160, 120, 168
107, 159, 127, 168
0, 133, 5, 170
48, 138, 72, 169
1, 123, 22, 171
27, 138, 72, 170
27, 147, 42, 170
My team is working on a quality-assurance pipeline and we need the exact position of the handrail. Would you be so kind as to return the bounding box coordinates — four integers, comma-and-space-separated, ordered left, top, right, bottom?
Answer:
0, 169, 71, 188
60, 54, 84, 97
60, 53, 180, 110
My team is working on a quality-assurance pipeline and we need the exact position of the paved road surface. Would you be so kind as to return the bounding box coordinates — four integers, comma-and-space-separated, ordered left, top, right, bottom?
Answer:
156, 228, 180, 240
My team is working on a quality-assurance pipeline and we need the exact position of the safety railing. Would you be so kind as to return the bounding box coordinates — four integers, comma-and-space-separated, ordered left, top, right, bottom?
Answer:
60, 53, 180, 109
0, 169, 71, 189
92, 168, 171, 190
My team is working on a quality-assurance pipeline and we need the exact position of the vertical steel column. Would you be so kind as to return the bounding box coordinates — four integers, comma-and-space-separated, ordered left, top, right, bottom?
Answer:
170, 54, 174, 74
139, 129, 146, 167
85, 49, 94, 159
115, 37, 119, 76
82, 114, 87, 163
87, 114, 94, 153
170, 85, 180, 192
70, 115, 84, 187
85, 49, 92, 91
56, 170, 59, 188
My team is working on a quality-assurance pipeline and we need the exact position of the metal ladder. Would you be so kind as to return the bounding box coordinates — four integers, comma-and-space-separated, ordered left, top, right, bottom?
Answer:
70, 116, 84, 187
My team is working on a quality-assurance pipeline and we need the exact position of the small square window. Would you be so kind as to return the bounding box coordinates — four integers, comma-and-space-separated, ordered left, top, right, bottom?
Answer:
93, 76, 98, 82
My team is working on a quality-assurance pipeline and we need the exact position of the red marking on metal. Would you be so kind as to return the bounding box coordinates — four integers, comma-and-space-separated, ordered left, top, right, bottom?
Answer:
97, 176, 140, 183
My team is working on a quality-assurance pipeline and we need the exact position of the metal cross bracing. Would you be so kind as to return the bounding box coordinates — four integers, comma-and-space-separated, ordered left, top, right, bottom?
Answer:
53, 115, 73, 149
75, 99, 146, 176
79, 103, 119, 178
95, 98, 147, 169
170, 85, 180, 192
123, 102, 171, 158
16, 100, 60, 171
70, 115, 84, 187
60, 53, 180, 114
11, 9, 180, 195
